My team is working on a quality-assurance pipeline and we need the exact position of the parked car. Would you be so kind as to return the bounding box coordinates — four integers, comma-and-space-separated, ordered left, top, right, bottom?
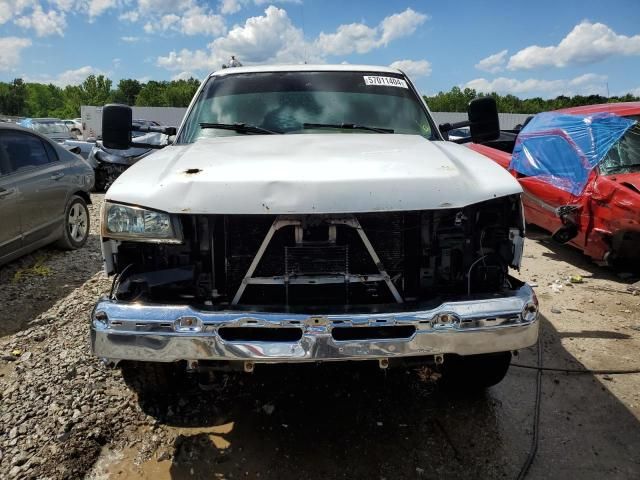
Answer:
63, 118, 83, 139
470, 102, 640, 267
0, 124, 94, 266
87, 130, 166, 191
17, 118, 73, 143
91, 65, 538, 393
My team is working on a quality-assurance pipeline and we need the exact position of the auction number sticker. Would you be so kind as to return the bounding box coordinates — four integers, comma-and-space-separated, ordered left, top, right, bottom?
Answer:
363, 76, 408, 88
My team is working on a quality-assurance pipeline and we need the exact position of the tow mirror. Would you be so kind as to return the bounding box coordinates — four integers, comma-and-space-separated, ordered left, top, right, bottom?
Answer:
438, 97, 500, 144
468, 97, 500, 143
102, 104, 132, 150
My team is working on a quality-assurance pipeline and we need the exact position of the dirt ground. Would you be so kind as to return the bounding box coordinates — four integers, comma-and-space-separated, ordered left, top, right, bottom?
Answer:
1, 195, 639, 479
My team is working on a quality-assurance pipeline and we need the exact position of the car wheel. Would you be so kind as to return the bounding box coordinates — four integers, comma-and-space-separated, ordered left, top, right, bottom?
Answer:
440, 351, 512, 391
56, 195, 90, 250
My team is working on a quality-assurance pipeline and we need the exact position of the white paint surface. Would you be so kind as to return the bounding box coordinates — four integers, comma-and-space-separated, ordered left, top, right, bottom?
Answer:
106, 133, 522, 214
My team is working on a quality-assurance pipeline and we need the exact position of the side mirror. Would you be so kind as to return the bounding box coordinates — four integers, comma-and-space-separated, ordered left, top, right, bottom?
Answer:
102, 104, 132, 150
468, 97, 500, 143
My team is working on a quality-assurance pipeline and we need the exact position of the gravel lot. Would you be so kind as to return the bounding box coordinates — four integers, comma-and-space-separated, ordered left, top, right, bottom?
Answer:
1, 194, 639, 479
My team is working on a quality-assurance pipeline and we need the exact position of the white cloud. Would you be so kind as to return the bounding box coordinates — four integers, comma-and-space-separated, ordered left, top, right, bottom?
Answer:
378, 8, 428, 45
475, 49, 508, 73
219, 0, 241, 14
629, 86, 640, 97
158, 6, 307, 71
0, 0, 33, 24
508, 21, 640, 70
157, 6, 429, 74
87, 0, 117, 19
315, 23, 378, 55
465, 73, 609, 98
390, 59, 431, 77
137, 0, 194, 14
15, 5, 66, 37
171, 71, 199, 80
315, 8, 428, 56
119, 10, 139, 22
219, 0, 301, 15
121, 35, 140, 42
0, 36, 32, 71
157, 49, 215, 72
179, 8, 226, 36
137, 2, 226, 36
23, 65, 107, 86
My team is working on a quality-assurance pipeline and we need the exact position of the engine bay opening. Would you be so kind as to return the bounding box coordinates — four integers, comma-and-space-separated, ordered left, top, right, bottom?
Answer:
107, 194, 524, 311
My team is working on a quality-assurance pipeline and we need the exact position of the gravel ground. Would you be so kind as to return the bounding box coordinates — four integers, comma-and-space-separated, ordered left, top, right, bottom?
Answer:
0, 194, 639, 479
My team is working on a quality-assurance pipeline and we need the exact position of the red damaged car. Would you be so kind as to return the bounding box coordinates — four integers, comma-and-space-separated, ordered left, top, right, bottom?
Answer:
469, 102, 640, 267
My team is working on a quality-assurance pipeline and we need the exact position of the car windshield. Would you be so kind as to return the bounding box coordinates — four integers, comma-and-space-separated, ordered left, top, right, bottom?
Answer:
600, 115, 640, 175
178, 71, 435, 143
32, 121, 69, 135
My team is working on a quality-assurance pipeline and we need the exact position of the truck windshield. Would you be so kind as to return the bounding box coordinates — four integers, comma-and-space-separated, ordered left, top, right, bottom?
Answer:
178, 71, 435, 143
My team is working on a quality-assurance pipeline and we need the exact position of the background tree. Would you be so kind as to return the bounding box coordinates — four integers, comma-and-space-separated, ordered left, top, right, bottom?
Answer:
0, 79, 27, 116
112, 79, 142, 105
1, 75, 638, 118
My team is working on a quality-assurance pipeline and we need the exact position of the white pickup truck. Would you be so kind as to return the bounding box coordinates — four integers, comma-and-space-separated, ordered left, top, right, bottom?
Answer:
91, 65, 538, 393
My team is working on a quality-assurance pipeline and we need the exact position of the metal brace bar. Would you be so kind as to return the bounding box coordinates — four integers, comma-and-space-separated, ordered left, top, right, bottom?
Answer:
231, 217, 300, 305
231, 215, 403, 305
350, 220, 404, 304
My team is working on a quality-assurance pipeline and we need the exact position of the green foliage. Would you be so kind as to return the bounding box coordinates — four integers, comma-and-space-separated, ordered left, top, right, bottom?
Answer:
0, 79, 27, 116
135, 78, 200, 107
0, 75, 202, 118
112, 79, 142, 105
424, 87, 640, 114
4, 74, 638, 119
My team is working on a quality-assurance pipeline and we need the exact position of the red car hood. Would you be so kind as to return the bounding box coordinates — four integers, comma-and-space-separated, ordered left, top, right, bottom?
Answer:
608, 172, 640, 195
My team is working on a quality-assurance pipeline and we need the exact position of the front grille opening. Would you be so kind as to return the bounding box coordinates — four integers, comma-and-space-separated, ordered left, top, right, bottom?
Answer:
218, 327, 303, 342
331, 325, 416, 341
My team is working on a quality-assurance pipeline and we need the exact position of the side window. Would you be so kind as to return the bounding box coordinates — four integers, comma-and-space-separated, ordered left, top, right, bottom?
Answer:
43, 141, 59, 163
2, 131, 51, 172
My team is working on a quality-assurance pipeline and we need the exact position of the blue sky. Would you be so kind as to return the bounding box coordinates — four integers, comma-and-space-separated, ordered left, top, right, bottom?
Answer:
1, 0, 639, 98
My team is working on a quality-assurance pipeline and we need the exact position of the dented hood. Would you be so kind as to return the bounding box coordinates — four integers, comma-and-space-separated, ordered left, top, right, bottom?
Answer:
106, 134, 522, 214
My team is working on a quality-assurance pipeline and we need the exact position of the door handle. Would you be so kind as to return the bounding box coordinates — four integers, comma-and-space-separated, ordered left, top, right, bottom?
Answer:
50, 172, 65, 180
0, 187, 15, 199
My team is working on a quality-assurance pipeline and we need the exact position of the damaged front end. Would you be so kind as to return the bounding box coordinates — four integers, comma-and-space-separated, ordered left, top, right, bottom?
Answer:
92, 194, 538, 365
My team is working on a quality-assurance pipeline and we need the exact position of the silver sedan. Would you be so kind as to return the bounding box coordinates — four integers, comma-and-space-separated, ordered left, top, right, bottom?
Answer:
0, 124, 95, 266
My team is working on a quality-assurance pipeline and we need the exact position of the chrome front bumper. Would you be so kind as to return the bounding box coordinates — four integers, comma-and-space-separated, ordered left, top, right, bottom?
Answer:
90, 283, 539, 363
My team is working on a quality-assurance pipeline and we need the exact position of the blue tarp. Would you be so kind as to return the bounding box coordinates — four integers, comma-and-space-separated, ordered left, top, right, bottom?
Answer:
510, 111, 637, 195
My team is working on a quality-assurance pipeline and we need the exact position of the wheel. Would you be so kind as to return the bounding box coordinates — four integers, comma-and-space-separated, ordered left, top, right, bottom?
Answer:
440, 352, 512, 391
56, 195, 90, 250
121, 361, 184, 396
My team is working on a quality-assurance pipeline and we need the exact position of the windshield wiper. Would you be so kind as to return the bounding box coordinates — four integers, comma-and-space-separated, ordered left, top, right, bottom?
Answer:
199, 122, 282, 134
303, 123, 394, 134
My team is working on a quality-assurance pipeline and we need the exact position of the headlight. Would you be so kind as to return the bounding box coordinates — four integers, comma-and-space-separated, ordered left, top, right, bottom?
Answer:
101, 202, 182, 243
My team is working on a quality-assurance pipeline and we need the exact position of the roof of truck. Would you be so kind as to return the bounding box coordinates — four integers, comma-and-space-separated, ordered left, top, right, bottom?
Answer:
210, 64, 403, 77
557, 102, 640, 117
